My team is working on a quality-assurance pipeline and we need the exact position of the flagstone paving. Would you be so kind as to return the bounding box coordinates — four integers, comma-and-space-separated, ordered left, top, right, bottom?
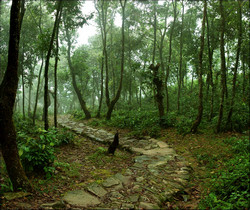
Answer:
56, 116, 191, 209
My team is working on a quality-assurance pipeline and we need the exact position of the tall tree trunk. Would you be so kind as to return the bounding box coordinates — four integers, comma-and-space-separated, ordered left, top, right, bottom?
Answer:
54, 12, 61, 128
206, 13, 215, 121
226, 0, 242, 130
177, 0, 184, 113
165, 0, 177, 112
44, 0, 62, 130
21, 64, 25, 119
152, 2, 157, 64
190, 0, 206, 133
65, 28, 91, 119
0, 0, 32, 192
106, 0, 127, 120
33, 55, 43, 125
150, 63, 164, 118
216, 0, 227, 133
32, 0, 43, 125
96, 49, 104, 118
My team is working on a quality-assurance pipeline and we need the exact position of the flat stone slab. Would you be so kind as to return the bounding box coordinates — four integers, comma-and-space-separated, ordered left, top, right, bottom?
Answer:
87, 183, 108, 197
63, 190, 100, 207
3, 192, 32, 201
102, 177, 120, 188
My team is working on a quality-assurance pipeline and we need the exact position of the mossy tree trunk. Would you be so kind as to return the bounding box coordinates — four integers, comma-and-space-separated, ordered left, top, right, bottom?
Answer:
216, 0, 227, 133
0, 0, 32, 192
190, 0, 207, 134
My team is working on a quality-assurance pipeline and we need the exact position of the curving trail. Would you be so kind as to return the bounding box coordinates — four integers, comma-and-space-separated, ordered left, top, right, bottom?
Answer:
57, 115, 191, 209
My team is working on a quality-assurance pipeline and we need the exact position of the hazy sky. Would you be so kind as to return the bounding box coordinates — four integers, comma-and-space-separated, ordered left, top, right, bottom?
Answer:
77, 1, 122, 46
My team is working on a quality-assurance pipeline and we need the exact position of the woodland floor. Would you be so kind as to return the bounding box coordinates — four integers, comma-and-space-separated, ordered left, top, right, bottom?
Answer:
0, 116, 245, 209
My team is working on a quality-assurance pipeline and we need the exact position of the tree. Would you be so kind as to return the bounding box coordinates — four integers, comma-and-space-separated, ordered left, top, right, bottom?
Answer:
165, 0, 177, 112
0, 0, 32, 191
106, 0, 127, 120
226, 0, 242, 130
216, 0, 227, 133
190, 0, 207, 133
44, 0, 63, 130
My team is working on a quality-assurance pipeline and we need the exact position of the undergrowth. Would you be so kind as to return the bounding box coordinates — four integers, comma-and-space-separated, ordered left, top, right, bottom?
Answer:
199, 136, 250, 209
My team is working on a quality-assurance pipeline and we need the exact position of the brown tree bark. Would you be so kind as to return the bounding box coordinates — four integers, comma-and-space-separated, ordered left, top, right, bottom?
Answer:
216, 0, 227, 133
44, 0, 63, 130
177, 0, 184, 113
150, 63, 164, 118
190, 0, 207, 134
94, 1, 104, 118
0, 0, 32, 191
206, 9, 215, 121
65, 27, 91, 119
54, 9, 62, 128
165, 0, 177, 112
106, 0, 127, 120
32, 0, 44, 125
226, 0, 242, 130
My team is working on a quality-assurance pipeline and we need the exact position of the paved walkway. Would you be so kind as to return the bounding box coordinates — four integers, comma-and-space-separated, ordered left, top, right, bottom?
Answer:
56, 116, 191, 209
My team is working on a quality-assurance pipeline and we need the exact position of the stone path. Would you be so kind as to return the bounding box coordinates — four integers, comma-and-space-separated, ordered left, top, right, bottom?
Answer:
56, 116, 191, 209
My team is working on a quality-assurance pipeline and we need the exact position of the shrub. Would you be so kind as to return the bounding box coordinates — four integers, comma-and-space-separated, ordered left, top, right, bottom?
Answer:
199, 136, 250, 209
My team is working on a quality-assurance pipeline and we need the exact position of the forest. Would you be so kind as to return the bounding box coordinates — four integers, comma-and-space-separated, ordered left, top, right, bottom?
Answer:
0, 0, 249, 209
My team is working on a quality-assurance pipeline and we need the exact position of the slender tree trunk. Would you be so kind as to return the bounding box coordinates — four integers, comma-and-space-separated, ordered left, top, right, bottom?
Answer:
216, 0, 227, 133
242, 54, 246, 95
32, 55, 43, 125
65, 28, 91, 119
44, 0, 62, 130
165, 0, 177, 112
190, 0, 206, 133
226, 0, 242, 130
96, 49, 104, 118
177, 0, 184, 113
206, 13, 215, 121
54, 10, 61, 128
0, 0, 32, 192
21, 65, 25, 119
106, 0, 127, 120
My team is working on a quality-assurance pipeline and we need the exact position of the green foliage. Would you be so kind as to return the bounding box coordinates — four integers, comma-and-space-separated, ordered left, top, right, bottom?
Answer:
14, 115, 74, 175
199, 136, 250, 209
17, 130, 56, 173
103, 110, 162, 138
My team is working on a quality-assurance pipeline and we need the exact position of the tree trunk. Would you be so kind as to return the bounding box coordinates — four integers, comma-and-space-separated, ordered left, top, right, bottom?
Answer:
190, 0, 206, 133
0, 0, 32, 192
96, 49, 104, 118
165, 0, 177, 112
21, 65, 25, 119
177, 0, 184, 113
32, 55, 43, 125
226, 0, 242, 130
150, 63, 164, 118
65, 28, 91, 119
206, 12, 215, 121
216, 0, 227, 133
44, 0, 63, 130
106, 0, 127, 120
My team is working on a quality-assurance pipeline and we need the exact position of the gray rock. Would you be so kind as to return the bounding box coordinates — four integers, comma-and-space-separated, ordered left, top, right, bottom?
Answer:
17, 203, 32, 209
109, 191, 124, 201
139, 202, 159, 209
3, 192, 32, 201
128, 194, 140, 203
63, 190, 100, 207
121, 203, 135, 209
87, 183, 108, 197
40, 201, 66, 209
102, 177, 120, 188
114, 173, 131, 185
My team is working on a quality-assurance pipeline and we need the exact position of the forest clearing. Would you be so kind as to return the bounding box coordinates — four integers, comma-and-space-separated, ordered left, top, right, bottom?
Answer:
0, 0, 249, 209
